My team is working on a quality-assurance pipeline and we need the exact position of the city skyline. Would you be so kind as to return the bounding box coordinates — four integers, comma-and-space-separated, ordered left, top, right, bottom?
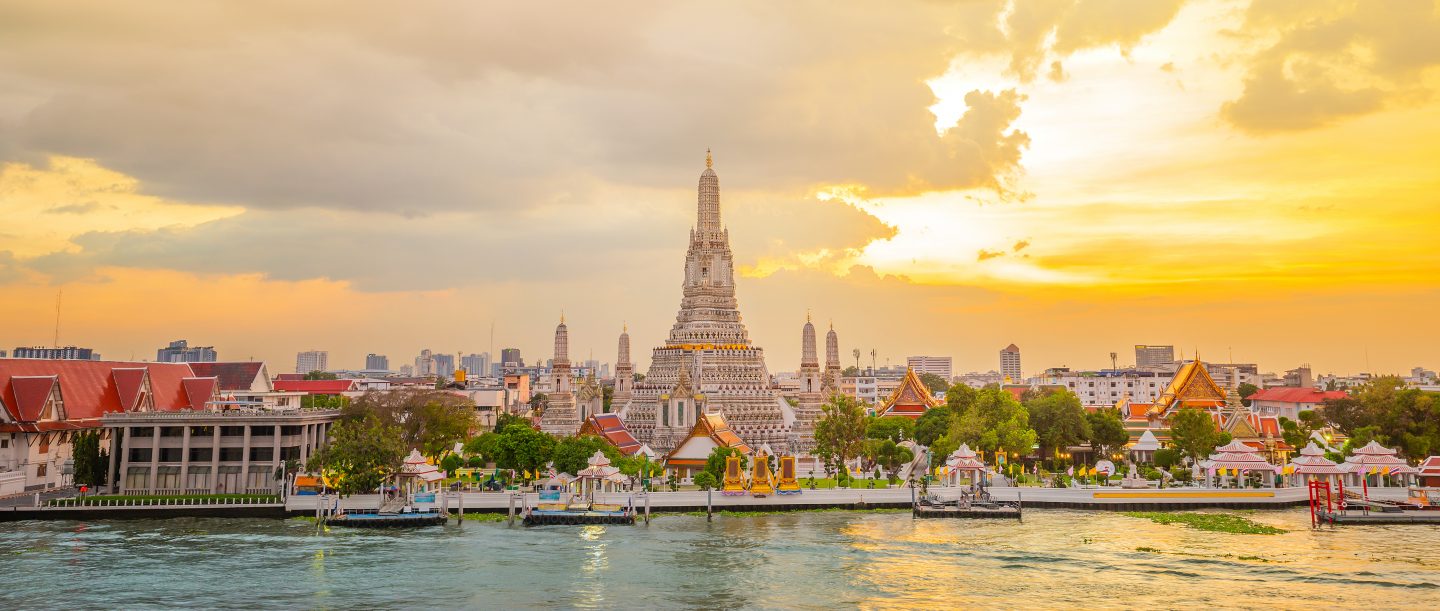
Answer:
2, 2, 1437, 376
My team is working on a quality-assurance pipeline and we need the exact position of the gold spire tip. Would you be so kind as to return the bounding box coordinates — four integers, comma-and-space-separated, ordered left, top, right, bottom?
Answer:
705, 148, 713, 169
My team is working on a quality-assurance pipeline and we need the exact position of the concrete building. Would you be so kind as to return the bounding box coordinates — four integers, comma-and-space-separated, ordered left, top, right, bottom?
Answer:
460, 353, 490, 377
12, 346, 100, 360
1134, 345, 1175, 368
1248, 387, 1348, 420
295, 351, 328, 375
955, 371, 1004, 389
906, 356, 953, 380
433, 353, 456, 378
156, 340, 217, 363
1000, 344, 1022, 382
840, 373, 903, 406
1283, 365, 1313, 388
365, 353, 389, 371
103, 407, 338, 494
500, 348, 523, 371
1033, 367, 1171, 407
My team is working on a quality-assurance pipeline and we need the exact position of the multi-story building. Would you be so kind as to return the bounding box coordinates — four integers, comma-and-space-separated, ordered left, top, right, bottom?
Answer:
1134, 345, 1175, 368
1283, 365, 1314, 388
500, 348, 523, 371
1033, 367, 1171, 407
156, 340, 217, 363
1000, 344, 1022, 382
295, 350, 327, 375
103, 407, 338, 495
433, 353, 456, 378
460, 353, 490, 377
955, 370, 1004, 388
12, 346, 100, 360
840, 372, 903, 406
365, 353, 389, 371
906, 356, 953, 380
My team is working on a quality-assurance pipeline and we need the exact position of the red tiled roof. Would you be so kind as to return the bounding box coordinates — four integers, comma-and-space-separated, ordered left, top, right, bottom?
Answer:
580, 413, 643, 455
10, 376, 58, 421
1247, 387, 1348, 404
112, 368, 147, 411
0, 360, 197, 425
1419, 457, 1440, 476
181, 377, 219, 410
188, 362, 267, 392
273, 379, 357, 394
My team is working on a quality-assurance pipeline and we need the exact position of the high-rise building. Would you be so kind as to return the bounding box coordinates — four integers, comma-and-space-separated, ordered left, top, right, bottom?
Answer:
999, 344, 1021, 382
414, 349, 435, 377
295, 350, 328, 374
615, 151, 792, 453
1134, 345, 1176, 368
500, 347, 523, 370
156, 339, 217, 363
14, 346, 100, 360
365, 353, 389, 371
906, 355, 953, 380
461, 353, 490, 377
433, 353, 456, 378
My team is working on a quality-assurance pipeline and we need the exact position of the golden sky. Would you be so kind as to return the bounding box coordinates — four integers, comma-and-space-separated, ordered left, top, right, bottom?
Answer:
0, 1, 1437, 376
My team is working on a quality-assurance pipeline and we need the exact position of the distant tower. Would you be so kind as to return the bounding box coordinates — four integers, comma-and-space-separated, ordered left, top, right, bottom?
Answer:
799, 313, 820, 394
823, 322, 841, 394
539, 315, 580, 436
613, 325, 634, 407
1000, 344, 1021, 382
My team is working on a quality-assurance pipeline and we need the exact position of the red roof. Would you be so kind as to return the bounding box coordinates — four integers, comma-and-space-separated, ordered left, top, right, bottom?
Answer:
0, 360, 198, 430
182, 377, 219, 410
188, 362, 267, 392
1248, 387, 1347, 404
580, 413, 642, 455
273, 379, 357, 394
1419, 457, 1440, 476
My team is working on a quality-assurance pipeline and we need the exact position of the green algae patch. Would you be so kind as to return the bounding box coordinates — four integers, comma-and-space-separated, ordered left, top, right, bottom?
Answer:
677, 507, 910, 518
1123, 511, 1287, 535
459, 512, 508, 522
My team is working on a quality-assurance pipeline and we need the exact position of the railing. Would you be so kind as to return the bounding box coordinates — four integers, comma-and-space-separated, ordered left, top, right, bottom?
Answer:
45, 495, 282, 508
104, 408, 342, 420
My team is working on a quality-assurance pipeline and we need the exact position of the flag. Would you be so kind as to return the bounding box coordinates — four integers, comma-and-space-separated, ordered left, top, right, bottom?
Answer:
1067, 466, 1074, 476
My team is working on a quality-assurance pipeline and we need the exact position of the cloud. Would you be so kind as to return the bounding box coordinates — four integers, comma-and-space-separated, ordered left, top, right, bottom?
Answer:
45, 202, 108, 214
977, 249, 1007, 261
1223, 0, 1440, 133
1002, 0, 1187, 81
1013, 239, 1031, 252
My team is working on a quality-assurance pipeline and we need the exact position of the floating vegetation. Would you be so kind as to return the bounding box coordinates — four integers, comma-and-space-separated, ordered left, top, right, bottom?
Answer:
1123, 512, 1287, 535
1135, 546, 1161, 552
459, 512, 508, 522
678, 507, 909, 518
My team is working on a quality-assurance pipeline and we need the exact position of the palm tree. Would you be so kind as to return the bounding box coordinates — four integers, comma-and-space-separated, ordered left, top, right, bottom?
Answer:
852, 348, 861, 369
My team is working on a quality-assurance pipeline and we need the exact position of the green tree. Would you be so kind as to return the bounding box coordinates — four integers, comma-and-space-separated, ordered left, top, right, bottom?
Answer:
929, 434, 960, 468
1025, 389, 1091, 461
303, 371, 339, 380
530, 392, 549, 413
493, 422, 556, 475
1323, 377, 1440, 459
693, 471, 718, 490
551, 435, 619, 475
944, 383, 978, 413
1237, 382, 1260, 406
307, 415, 407, 496
814, 394, 868, 475
703, 446, 750, 483
493, 412, 527, 433
463, 432, 504, 465
865, 415, 915, 442
1153, 447, 1182, 468
842, 365, 861, 377
71, 430, 107, 487
918, 372, 950, 395
863, 438, 914, 481
439, 453, 463, 474
1086, 408, 1130, 459
1169, 407, 1221, 462
342, 389, 476, 457
302, 394, 349, 409
602, 385, 615, 413
949, 388, 1037, 459
1279, 410, 1327, 450
913, 406, 955, 446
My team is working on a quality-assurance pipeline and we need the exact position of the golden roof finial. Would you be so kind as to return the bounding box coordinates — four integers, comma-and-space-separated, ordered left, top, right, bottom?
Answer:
706, 148, 713, 169
560, 310, 565, 324
623, 321, 627, 333
806, 308, 812, 323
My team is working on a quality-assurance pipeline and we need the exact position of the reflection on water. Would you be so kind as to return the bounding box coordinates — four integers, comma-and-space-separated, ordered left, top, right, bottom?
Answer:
2, 509, 1437, 609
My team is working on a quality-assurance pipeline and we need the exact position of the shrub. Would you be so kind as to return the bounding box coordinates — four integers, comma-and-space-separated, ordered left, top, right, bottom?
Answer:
1052, 474, 1073, 488
1153, 448, 1182, 468
693, 471, 718, 491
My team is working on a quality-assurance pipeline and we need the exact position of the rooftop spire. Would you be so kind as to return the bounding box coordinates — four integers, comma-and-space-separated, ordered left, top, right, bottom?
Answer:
706, 148, 713, 169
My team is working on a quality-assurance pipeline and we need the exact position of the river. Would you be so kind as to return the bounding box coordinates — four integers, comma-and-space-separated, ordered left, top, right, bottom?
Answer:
3, 509, 1437, 609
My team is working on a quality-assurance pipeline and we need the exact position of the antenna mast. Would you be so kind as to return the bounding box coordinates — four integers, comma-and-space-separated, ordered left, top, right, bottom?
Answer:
54, 289, 62, 347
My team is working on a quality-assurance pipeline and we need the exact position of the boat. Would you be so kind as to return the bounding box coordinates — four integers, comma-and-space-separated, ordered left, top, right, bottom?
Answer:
329, 509, 448, 528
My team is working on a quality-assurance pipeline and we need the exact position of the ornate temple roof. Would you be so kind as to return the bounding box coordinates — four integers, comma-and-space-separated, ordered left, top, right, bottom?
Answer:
663, 411, 752, 466
1150, 360, 1226, 416
876, 367, 942, 419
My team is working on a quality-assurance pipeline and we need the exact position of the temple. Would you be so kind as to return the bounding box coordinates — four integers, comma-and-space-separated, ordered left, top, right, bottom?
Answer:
1125, 359, 1291, 462
538, 316, 581, 436
661, 411, 751, 480
789, 315, 825, 452
875, 367, 941, 418
617, 152, 794, 454
578, 413, 653, 459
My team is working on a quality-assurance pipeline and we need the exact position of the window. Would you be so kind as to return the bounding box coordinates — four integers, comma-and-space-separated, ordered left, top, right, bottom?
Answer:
218, 447, 244, 461
160, 427, 184, 437
280, 425, 303, 437
38, 435, 49, 454
189, 448, 213, 462
220, 426, 245, 437
247, 465, 272, 489
280, 446, 301, 461
36, 463, 47, 477
125, 466, 149, 491
156, 466, 181, 489
189, 426, 213, 437
158, 448, 183, 462
128, 448, 152, 462
249, 447, 274, 462
250, 426, 275, 437
186, 466, 211, 489
0, 438, 7, 448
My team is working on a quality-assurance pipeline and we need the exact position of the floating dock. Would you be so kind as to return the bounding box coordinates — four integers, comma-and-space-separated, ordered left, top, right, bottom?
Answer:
523, 510, 636, 526
328, 511, 448, 528
1316, 510, 1440, 525
913, 502, 1021, 519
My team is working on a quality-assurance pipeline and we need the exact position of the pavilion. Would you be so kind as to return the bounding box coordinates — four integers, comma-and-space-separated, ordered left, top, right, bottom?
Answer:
1340, 441, 1417, 488
1286, 441, 1346, 487
398, 449, 445, 496
943, 444, 986, 487
875, 367, 941, 419
1129, 430, 1161, 464
576, 450, 629, 496
1202, 440, 1280, 488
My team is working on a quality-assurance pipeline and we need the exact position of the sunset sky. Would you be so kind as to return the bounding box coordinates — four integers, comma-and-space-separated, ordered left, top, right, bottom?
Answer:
1, 1, 1437, 376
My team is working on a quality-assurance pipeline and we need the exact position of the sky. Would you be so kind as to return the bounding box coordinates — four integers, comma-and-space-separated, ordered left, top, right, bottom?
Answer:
1, 0, 1437, 377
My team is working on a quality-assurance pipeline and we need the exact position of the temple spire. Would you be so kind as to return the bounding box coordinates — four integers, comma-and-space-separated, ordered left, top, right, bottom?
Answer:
706, 148, 712, 168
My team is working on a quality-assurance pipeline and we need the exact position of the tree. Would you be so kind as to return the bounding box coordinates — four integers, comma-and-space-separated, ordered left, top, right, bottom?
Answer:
918, 372, 950, 395
463, 432, 504, 464
529, 392, 549, 413
439, 453, 464, 474
944, 383, 978, 413
1169, 407, 1221, 462
1025, 389, 1091, 461
551, 435, 619, 475
493, 412, 527, 433
1321, 377, 1440, 460
1153, 447, 1182, 468
342, 389, 476, 457
307, 415, 407, 496
1086, 408, 1130, 459
842, 365, 861, 377
602, 385, 615, 413
814, 394, 868, 475
1279, 410, 1326, 450
703, 446, 749, 483
302, 394, 349, 409
71, 430, 107, 487
948, 388, 1036, 459
864, 438, 914, 481
493, 421, 556, 475
303, 371, 338, 380
865, 415, 915, 442
693, 471, 718, 491
1237, 382, 1260, 406
913, 406, 955, 446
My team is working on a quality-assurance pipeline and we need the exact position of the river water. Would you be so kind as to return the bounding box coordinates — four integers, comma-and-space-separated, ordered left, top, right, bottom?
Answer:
3, 509, 1437, 609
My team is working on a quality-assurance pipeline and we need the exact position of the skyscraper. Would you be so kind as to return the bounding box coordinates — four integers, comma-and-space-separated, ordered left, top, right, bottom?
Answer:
461, 353, 489, 377
906, 355, 953, 379
296, 350, 328, 374
500, 347, 523, 370
1134, 345, 1176, 368
433, 353, 456, 378
156, 339, 217, 363
999, 344, 1021, 382
365, 353, 389, 370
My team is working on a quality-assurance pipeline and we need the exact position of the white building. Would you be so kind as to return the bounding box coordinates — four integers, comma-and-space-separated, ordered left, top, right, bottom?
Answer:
1133, 345, 1175, 368
295, 350, 327, 375
906, 356, 953, 380
1000, 344, 1022, 382
1033, 368, 1171, 407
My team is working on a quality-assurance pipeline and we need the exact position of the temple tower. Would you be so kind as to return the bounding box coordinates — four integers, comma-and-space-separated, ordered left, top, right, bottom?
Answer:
823, 322, 841, 395
613, 325, 634, 406
800, 314, 821, 394
539, 316, 581, 436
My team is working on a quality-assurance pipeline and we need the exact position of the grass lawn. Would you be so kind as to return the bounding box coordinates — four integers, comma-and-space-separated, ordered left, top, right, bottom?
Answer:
1123, 511, 1287, 534
49, 493, 280, 507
